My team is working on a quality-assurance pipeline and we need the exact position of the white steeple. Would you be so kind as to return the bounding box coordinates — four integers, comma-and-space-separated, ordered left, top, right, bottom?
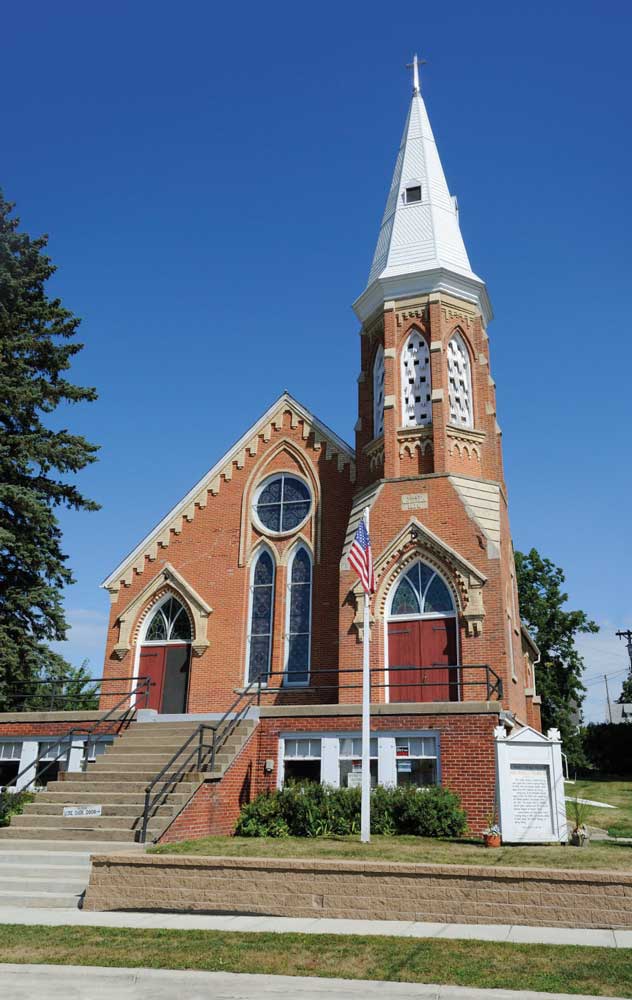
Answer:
353, 58, 492, 326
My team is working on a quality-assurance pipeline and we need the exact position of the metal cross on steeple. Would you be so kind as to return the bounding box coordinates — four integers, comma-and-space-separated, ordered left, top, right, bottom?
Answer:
406, 53, 427, 95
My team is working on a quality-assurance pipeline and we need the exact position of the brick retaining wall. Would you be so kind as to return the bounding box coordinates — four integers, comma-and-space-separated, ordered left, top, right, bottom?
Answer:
83, 854, 632, 929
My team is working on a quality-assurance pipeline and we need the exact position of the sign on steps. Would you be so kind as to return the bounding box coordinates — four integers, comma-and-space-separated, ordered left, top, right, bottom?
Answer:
63, 805, 102, 818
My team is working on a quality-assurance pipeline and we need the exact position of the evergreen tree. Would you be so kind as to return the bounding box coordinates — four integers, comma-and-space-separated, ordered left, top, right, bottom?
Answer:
0, 191, 99, 710
515, 548, 598, 767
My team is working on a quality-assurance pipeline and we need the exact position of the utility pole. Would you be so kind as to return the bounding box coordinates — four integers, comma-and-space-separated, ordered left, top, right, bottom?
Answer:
604, 674, 613, 723
615, 630, 632, 677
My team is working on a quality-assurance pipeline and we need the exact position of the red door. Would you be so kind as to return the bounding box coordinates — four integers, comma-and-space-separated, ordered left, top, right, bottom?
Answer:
388, 618, 458, 703
139, 646, 166, 711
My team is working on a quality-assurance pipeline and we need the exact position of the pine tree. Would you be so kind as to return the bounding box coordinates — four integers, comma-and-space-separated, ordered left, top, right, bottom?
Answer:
515, 548, 598, 767
0, 191, 99, 709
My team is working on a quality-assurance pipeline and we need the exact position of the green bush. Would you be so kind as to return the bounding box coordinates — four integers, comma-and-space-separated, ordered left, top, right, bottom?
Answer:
235, 782, 467, 838
0, 790, 34, 827
583, 724, 632, 776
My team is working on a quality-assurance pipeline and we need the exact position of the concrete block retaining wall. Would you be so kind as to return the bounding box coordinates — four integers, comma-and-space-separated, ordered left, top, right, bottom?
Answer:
83, 854, 632, 929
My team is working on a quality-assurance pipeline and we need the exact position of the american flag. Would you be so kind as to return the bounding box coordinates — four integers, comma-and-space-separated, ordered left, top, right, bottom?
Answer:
348, 516, 375, 595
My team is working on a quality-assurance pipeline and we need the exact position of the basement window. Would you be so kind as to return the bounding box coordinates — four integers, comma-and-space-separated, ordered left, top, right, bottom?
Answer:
405, 185, 422, 203
283, 737, 321, 784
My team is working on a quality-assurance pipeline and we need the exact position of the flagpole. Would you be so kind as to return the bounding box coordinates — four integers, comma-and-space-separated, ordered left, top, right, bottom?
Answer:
360, 506, 371, 843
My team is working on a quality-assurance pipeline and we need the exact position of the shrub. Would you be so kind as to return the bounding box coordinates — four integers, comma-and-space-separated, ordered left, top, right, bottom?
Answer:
583, 723, 632, 776
235, 782, 467, 838
0, 790, 34, 827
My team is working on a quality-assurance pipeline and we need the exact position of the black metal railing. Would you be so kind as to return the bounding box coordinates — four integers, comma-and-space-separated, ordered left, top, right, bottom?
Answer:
139, 678, 263, 843
259, 664, 503, 702
7, 676, 152, 793
1, 674, 150, 713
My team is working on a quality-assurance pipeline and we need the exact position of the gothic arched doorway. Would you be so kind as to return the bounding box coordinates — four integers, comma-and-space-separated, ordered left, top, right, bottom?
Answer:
386, 562, 458, 702
139, 596, 192, 713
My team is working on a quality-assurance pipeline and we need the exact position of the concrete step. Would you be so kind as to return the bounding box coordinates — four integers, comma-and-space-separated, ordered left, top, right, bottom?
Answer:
0, 889, 84, 908
89, 753, 233, 772
26, 802, 175, 818
33, 791, 190, 807
0, 838, 142, 853
0, 826, 142, 842
0, 874, 87, 893
57, 769, 203, 784
12, 814, 145, 831
105, 736, 248, 756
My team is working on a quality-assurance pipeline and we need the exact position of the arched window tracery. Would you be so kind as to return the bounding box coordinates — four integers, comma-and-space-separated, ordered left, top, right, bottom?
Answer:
372, 345, 385, 438
389, 562, 455, 618
247, 549, 275, 683
144, 596, 192, 642
285, 546, 312, 685
401, 330, 431, 427
447, 331, 473, 429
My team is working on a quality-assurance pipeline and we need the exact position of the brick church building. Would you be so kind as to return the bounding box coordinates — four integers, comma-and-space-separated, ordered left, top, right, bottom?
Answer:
0, 60, 541, 842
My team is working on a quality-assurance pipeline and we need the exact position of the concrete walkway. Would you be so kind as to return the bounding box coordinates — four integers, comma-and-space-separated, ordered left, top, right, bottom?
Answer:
0, 964, 627, 1000
0, 906, 630, 948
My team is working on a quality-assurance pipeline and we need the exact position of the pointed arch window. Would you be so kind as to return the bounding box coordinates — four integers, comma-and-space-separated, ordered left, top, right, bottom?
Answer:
447, 331, 473, 428
247, 549, 275, 683
145, 596, 192, 642
372, 345, 385, 438
390, 563, 455, 618
401, 330, 431, 427
285, 546, 312, 686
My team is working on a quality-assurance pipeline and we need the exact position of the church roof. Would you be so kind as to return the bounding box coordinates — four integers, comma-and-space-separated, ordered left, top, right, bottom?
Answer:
102, 392, 354, 591
353, 58, 492, 326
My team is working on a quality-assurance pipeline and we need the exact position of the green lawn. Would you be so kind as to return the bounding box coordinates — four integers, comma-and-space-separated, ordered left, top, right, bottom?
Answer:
568, 777, 632, 838
0, 925, 629, 997
152, 832, 632, 870
151, 777, 632, 870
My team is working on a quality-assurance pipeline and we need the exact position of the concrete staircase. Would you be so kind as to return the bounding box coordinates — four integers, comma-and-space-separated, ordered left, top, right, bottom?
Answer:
0, 840, 142, 908
0, 718, 257, 845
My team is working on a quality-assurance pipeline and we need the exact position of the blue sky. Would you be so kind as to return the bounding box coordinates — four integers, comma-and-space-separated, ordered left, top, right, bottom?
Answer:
3, 1, 631, 721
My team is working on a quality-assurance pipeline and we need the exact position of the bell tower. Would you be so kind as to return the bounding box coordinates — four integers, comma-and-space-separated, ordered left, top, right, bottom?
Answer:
341, 57, 540, 730
354, 55, 502, 491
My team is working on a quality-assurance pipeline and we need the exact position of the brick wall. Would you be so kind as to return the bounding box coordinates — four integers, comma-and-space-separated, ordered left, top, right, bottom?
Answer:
84, 854, 632, 929
156, 710, 497, 842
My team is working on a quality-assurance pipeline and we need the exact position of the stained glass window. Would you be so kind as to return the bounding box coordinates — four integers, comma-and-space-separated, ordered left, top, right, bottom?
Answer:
256, 475, 311, 533
372, 345, 385, 438
401, 329, 431, 427
390, 563, 454, 617
247, 550, 274, 683
145, 596, 192, 642
285, 547, 311, 685
447, 331, 473, 428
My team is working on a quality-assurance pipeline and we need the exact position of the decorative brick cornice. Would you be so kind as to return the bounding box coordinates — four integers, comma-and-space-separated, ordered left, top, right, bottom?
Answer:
103, 393, 355, 593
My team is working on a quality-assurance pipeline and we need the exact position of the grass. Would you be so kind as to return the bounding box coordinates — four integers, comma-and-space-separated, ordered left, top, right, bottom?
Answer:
151, 832, 632, 870
568, 777, 632, 838
0, 925, 630, 996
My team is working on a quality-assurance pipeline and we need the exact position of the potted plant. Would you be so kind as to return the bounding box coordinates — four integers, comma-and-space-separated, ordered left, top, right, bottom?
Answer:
567, 797, 590, 847
482, 810, 501, 848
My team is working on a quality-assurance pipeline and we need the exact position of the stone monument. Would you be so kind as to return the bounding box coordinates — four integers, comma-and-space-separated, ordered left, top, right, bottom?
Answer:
495, 725, 567, 844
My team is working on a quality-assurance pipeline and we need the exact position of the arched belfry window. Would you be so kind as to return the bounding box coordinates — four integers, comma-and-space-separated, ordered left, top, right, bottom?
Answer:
285, 546, 312, 685
372, 345, 385, 438
145, 596, 192, 642
390, 563, 455, 618
401, 330, 431, 427
247, 549, 275, 683
447, 331, 473, 429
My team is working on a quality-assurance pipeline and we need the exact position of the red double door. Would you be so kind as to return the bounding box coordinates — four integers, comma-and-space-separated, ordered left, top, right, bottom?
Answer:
387, 618, 458, 702
139, 644, 191, 713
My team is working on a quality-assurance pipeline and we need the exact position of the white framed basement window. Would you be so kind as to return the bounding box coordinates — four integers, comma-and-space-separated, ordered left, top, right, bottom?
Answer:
279, 732, 440, 790
282, 737, 322, 784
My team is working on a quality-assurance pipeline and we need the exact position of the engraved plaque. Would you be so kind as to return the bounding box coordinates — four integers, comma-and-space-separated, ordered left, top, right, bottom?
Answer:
509, 764, 553, 837
401, 493, 428, 511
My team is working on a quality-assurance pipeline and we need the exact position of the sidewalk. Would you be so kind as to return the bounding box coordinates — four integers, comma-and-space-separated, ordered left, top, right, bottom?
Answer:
0, 964, 627, 1000
0, 906, 630, 948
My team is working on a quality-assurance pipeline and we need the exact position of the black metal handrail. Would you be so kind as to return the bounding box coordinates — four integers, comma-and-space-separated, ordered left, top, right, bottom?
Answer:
258, 663, 503, 701
1, 675, 148, 712
7, 676, 152, 792
139, 678, 263, 843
